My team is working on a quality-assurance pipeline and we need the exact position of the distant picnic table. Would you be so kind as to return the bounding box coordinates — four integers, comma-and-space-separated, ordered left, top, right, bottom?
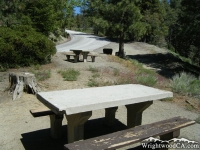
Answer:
63, 49, 97, 63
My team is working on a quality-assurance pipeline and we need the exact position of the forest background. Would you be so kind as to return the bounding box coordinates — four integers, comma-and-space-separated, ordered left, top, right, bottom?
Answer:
0, 0, 200, 69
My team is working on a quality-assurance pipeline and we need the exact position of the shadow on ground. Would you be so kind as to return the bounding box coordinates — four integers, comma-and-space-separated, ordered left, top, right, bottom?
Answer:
21, 118, 127, 150
127, 53, 200, 79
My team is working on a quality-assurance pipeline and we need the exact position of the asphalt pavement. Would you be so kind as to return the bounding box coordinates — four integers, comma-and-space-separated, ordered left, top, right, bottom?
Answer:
56, 30, 110, 52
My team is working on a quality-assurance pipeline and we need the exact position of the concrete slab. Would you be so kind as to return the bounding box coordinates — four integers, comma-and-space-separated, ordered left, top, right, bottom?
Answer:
37, 84, 173, 115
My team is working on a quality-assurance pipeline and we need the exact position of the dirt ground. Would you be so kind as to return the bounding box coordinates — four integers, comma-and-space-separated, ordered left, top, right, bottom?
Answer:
0, 41, 200, 150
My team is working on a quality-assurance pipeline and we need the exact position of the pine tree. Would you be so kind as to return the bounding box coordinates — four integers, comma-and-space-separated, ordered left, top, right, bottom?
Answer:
136, 0, 168, 46
0, 0, 26, 27
86, 0, 145, 58
176, 0, 200, 65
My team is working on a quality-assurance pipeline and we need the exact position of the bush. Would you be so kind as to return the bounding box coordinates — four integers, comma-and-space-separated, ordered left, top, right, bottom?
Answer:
0, 26, 56, 69
136, 74, 158, 87
170, 72, 200, 96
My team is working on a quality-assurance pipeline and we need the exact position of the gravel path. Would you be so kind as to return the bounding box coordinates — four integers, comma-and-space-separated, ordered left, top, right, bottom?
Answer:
0, 39, 199, 150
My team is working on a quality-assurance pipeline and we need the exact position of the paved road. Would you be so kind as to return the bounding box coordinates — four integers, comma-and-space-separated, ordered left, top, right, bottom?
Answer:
56, 30, 110, 52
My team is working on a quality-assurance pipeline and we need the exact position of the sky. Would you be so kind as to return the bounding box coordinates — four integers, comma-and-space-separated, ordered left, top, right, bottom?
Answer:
74, 7, 81, 14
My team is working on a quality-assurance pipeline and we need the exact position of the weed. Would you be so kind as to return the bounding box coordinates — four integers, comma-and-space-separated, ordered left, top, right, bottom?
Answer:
92, 73, 100, 78
113, 68, 119, 76
136, 74, 157, 87
185, 104, 194, 111
88, 78, 99, 87
116, 77, 133, 85
58, 69, 80, 81
100, 81, 114, 86
88, 66, 99, 73
196, 115, 200, 124
170, 72, 200, 96
129, 59, 143, 69
35, 70, 51, 81
29, 68, 51, 81
31, 64, 41, 70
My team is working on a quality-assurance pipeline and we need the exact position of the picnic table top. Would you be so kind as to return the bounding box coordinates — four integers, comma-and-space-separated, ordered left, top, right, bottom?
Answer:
37, 84, 173, 115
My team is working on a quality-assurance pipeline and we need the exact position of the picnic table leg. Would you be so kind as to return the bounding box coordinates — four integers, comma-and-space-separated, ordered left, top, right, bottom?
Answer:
104, 107, 118, 126
74, 55, 79, 63
50, 114, 64, 139
91, 56, 96, 62
65, 111, 92, 143
66, 55, 70, 61
125, 101, 153, 128
82, 52, 89, 62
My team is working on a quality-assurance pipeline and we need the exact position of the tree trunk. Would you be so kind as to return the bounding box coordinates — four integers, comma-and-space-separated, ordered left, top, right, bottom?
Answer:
118, 31, 126, 58
9, 72, 41, 100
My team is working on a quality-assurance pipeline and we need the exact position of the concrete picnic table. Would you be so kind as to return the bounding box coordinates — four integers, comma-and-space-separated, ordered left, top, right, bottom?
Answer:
70, 49, 90, 62
36, 84, 173, 143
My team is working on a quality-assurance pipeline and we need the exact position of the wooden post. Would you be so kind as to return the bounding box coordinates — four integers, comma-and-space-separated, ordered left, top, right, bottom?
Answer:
9, 72, 40, 100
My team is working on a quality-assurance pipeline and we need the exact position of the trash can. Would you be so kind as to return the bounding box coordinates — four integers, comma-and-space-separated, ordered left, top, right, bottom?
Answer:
103, 48, 113, 55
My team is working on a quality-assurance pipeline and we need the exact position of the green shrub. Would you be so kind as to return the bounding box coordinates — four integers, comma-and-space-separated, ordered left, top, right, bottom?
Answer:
88, 78, 99, 87
58, 69, 80, 81
0, 26, 56, 69
170, 72, 200, 96
136, 74, 157, 87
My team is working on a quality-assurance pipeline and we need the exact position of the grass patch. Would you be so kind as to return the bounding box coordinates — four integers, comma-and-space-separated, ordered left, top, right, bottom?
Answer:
185, 104, 194, 111
108, 56, 159, 87
31, 64, 41, 70
88, 66, 99, 73
196, 115, 200, 124
29, 67, 51, 81
92, 73, 100, 78
87, 66, 101, 87
88, 78, 99, 87
170, 72, 200, 96
58, 69, 80, 81
113, 68, 119, 76
115, 72, 134, 85
136, 74, 158, 87
35, 70, 51, 81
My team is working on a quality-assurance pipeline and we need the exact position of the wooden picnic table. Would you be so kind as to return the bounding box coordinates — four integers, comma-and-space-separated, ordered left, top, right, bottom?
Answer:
36, 84, 173, 143
70, 49, 90, 62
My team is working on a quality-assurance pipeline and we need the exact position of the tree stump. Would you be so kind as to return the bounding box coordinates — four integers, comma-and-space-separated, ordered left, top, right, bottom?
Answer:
9, 72, 41, 100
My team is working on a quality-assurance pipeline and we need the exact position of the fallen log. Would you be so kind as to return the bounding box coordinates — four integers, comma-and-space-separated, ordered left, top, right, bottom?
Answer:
9, 72, 41, 100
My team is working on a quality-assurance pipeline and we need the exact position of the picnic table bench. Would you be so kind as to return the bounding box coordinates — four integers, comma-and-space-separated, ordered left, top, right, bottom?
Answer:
64, 116, 195, 150
30, 108, 195, 149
